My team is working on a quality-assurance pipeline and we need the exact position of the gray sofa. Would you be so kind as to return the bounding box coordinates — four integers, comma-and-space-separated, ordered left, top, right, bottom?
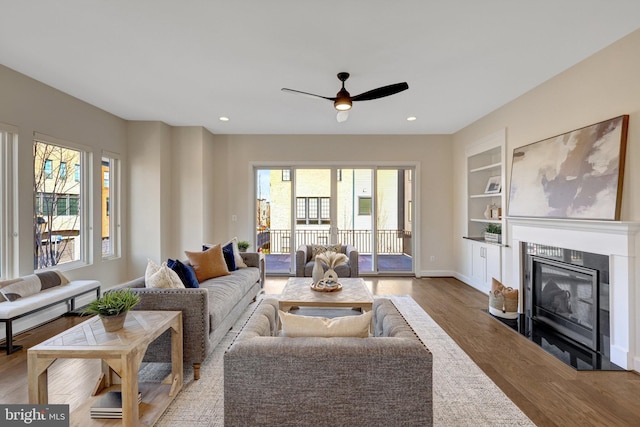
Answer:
295, 244, 359, 277
224, 297, 433, 426
114, 252, 264, 380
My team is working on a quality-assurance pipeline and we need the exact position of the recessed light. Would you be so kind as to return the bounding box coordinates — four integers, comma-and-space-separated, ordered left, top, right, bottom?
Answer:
219, 116, 230, 122
407, 116, 417, 121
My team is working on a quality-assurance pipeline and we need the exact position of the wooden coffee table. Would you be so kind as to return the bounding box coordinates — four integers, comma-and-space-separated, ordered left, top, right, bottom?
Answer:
279, 277, 373, 313
28, 310, 183, 427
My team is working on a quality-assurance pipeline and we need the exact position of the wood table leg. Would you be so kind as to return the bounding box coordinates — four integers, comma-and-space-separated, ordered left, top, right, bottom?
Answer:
27, 353, 55, 404
170, 315, 183, 390
120, 351, 141, 427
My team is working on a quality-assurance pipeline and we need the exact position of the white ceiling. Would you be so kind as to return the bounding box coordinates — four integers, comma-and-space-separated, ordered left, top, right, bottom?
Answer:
2, 1, 640, 135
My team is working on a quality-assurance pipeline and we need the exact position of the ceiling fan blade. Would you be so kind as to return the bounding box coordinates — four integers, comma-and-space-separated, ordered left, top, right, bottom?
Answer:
351, 82, 409, 102
281, 88, 335, 101
336, 110, 349, 123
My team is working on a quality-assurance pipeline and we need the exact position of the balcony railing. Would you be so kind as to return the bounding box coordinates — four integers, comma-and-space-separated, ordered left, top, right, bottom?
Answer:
257, 229, 412, 255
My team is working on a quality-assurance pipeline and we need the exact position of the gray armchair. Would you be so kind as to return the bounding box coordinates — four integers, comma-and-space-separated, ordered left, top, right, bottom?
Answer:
295, 244, 359, 277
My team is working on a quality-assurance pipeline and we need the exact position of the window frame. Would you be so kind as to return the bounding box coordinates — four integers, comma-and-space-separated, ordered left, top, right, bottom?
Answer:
33, 133, 92, 272
0, 123, 17, 279
101, 152, 121, 260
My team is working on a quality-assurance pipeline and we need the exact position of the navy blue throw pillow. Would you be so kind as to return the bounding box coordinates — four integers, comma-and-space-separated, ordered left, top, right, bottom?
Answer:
167, 258, 200, 288
222, 242, 237, 271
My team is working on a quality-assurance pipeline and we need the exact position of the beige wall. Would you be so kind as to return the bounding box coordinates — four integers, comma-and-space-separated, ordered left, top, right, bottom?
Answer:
0, 64, 128, 285
0, 65, 128, 339
209, 134, 454, 276
452, 28, 640, 286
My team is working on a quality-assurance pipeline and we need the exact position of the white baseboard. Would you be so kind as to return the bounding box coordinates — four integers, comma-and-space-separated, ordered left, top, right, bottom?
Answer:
416, 270, 456, 278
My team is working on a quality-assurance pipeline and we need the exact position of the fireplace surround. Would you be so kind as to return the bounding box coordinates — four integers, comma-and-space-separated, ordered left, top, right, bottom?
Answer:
509, 218, 640, 371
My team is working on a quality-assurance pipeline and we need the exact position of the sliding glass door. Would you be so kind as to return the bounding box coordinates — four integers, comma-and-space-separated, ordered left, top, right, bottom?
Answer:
255, 166, 414, 275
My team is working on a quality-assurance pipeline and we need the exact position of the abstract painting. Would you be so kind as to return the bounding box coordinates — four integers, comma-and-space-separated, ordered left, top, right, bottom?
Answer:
508, 115, 628, 220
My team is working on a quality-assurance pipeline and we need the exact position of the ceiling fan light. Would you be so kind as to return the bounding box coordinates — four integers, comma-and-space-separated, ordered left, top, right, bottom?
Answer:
334, 87, 352, 111
335, 100, 352, 111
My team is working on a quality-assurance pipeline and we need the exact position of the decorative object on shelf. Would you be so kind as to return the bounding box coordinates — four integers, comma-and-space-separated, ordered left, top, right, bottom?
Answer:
237, 240, 250, 252
484, 204, 492, 219
484, 223, 502, 244
82, 288, 141, 332
490, 204, 502, 219
508, 115, 629, 220
484, 175, 502, 194
312, 257, 324, 285
489, 278, 518, 319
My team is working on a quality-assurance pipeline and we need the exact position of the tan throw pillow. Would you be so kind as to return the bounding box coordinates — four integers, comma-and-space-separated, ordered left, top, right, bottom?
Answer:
145, 259, 185, 289
185, 244, 230, 282
279, 310, 372, 338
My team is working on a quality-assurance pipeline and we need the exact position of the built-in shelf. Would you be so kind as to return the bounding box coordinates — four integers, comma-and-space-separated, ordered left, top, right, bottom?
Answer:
464, 129, 506, 292
466, 130, 506, 239
469, 162, 501, 174
470, 218, 502, 224
470, 193, 503, 199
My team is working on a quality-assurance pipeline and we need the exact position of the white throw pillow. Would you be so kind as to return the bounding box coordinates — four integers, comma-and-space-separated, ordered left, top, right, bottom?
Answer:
228, 237, 247, 268
145, 259, 185, 289
279, 310, 372, 338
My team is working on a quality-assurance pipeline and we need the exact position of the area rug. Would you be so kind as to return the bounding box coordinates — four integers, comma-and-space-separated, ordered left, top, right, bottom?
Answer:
148, 295, 534, 426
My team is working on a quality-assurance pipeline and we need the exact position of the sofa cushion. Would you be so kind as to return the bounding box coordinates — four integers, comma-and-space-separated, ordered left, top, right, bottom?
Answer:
222, 241, 237, 271
185, 244, 230, 282
304, 261, 351, 278
311, 244, 343, 260
36, 271, 69, 290
0, 275, 42, 302
200, 267, 260, 331
145, 259, 185, 289
279, 310, 372, 338
227, 237, 248, 268
167, 259, 199, 288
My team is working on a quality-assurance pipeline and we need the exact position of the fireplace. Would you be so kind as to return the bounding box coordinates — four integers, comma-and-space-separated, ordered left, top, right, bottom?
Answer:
524, 244, 610, 362
509, 218, 640, 372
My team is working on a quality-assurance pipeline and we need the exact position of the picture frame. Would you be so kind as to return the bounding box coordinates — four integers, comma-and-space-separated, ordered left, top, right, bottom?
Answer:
508, 115, 629, 220
484, 176, 502, 194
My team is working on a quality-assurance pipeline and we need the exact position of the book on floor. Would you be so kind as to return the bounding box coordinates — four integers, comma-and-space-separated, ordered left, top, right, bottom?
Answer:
90, 391, 142, 418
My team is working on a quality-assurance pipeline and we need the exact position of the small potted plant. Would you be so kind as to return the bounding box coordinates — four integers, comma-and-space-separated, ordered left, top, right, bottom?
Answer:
484, 223, 502, 244
237, 240, 250, 252
83, 288, 141, 332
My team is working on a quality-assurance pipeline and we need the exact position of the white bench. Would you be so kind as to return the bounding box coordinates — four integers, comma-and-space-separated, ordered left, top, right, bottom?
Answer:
0, 279, 100, 354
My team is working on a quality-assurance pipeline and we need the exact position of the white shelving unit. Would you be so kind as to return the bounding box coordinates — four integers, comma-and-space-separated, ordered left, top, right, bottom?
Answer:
463, 129, 506, 292
466, 133, 505, 239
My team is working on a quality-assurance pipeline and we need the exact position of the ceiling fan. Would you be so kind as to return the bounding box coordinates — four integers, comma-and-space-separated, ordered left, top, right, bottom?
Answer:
281, 72, 409, 122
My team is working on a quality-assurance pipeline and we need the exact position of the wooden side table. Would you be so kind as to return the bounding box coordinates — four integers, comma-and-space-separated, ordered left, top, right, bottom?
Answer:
28, 310, 183, 427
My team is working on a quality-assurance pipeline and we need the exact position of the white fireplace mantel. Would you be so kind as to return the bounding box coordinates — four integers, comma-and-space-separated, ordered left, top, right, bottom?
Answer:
507, 217, 640, 371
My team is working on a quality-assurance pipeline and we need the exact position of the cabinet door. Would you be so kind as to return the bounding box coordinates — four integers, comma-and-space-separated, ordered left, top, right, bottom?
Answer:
470, 241, 486, 286
484, 243, 502, 286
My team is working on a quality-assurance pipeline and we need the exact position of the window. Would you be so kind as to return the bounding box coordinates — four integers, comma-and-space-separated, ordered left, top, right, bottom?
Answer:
102, 154, 120, 258
337, 169, 342, 181
44, 159, 53, 178
358, 197, 372, 215
34, 137, 86, 270
296, 197, 331, 224
282, 169, 291, 181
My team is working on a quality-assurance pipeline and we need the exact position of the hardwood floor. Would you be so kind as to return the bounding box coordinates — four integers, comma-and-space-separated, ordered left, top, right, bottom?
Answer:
2, 276, 639, 426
